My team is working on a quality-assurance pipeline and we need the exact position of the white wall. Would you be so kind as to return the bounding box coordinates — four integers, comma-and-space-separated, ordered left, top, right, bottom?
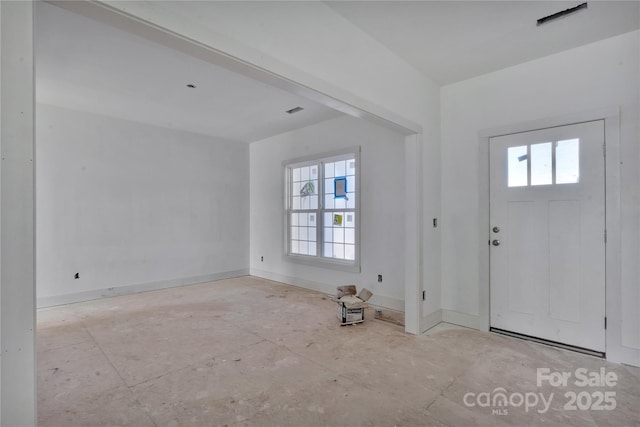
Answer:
250, 116, 406, 310
59, 0, 442, 331
36, 104, 249, 306
441, 31, 639, 364
1, 2, 37, 424
421, 85, 442, 321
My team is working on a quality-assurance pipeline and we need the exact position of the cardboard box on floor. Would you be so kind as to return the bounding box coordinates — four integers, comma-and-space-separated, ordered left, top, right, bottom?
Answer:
333, 285, 373, 325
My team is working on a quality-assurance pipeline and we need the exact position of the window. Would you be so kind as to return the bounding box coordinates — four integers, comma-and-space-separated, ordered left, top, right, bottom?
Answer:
555, 139, 580, 184
507, 139, 580, 187
285, 148, 359, 270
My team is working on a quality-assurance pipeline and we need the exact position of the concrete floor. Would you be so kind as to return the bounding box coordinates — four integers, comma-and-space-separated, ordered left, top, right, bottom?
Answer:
38, 276, 640, 426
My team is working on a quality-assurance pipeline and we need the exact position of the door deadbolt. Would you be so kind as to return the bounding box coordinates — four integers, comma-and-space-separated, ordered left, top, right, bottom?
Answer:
492, 239, 500, 246
492, 226, 500, 233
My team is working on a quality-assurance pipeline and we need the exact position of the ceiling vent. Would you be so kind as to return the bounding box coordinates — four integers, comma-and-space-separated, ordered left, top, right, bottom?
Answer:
286, 106, 304, 115
537, 2, 587, 26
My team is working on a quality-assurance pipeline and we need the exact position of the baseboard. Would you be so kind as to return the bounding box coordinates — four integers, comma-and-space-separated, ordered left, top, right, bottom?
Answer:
441, 309, 482, 330
420, 309, 443, 333
249, 268, 404, 312
37, 269, 250, 308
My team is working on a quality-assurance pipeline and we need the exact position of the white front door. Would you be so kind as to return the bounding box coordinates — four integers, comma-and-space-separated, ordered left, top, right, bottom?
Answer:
489, 120, 606, 352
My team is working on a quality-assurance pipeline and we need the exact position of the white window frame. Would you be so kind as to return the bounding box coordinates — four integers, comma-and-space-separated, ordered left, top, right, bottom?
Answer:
283, 147, 361, 272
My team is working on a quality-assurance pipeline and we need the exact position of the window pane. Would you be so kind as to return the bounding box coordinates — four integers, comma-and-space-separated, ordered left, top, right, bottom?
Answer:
292, 196, 300, 210
292, 181, 301, 196
332, 213, 344, 227
299, 179, 316, 196
323, 227, 333, 242
309, 195, 318, 209
347, 159, 356, 176
323, 243, 333, 257
291, 226, 299, 240
334, 243, 345, 259
347, 176, 356, 193
335, 160, 346, 177
299, 214, 308, 226
308, 227, 316, 242
333, 227, 344, 243
334, 198, 346, 209
299, 196, 310, 209
300, 166, 309, 181
345, 213, 355, 228
308, 243, 317, 256
324, 195, 334, 209
292, 167, 300, 182
531, 142, 552, 186
344, 244, 355, 260
291, 213, 299, 226
324, 212, 333, 227
324, 162, 335, 178
324, 178, 333, 194
299, 241, 308, 255
508, 145, 528, 187
556, 139, 580, 184
291, 240, 299, 254
345, 228, 355, 244
310, 165, 318, 180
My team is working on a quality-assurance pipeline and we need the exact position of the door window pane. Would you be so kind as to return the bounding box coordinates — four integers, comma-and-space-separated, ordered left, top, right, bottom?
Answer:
556, 139, 580, 184
508, 145, 528, 187
531, 142, 552, 186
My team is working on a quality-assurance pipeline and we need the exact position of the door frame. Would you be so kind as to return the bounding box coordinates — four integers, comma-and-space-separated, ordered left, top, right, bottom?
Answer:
477, 107, 621, 360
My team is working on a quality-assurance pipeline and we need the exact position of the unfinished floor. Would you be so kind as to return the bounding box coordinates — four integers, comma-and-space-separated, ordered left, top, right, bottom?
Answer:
38, 276, 640, 426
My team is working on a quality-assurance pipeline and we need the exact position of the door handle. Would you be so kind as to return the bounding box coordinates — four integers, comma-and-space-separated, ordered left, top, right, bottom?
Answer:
492, 239, 500, 246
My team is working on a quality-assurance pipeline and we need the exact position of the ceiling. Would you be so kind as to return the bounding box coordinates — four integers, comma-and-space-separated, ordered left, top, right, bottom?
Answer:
36, 1, 639, 141
35, 2, 342, 143
327, 1, 640, 85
